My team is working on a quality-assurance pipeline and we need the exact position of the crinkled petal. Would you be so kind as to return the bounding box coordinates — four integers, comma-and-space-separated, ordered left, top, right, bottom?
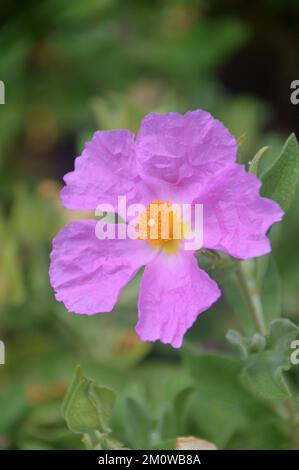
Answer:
136, 251, 221, 348
200, 165, 284, 259
136, 110, 236, 202
49, 220, 156, 314
61, 130, 146, 211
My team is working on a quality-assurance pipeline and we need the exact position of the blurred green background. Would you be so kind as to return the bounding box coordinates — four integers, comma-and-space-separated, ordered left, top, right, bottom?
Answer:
1, 0, 299, 450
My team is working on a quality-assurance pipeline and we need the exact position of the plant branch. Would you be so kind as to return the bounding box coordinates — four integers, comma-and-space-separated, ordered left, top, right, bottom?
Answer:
235, 260, 299, 448
235, 263, 267, 336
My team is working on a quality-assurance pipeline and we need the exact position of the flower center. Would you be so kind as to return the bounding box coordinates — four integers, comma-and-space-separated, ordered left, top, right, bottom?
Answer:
135, 200, 184, 253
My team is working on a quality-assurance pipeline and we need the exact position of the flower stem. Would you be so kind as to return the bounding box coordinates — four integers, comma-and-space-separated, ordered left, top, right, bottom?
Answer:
235, 260, 299, 448
285, 396, 299, 449
235, 262, 267, 336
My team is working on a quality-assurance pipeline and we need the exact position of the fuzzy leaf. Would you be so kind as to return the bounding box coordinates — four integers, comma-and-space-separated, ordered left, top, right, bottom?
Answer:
261, 133, 299, 211
62, 366, 115, 434
226, 329, 250, 359
241, 319, 299, 401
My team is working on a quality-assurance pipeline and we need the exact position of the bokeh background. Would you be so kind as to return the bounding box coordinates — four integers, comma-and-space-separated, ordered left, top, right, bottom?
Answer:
1, 0, 299, 450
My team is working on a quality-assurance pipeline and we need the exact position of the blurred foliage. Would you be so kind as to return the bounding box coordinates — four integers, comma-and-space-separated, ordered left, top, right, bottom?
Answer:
0, 0, 299, 450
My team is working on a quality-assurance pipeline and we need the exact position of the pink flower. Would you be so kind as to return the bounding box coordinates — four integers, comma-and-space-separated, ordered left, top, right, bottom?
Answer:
49, 110, 283, 348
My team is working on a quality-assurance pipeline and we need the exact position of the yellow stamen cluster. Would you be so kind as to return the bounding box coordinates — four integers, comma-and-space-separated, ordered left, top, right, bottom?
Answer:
135, 200, 184, 252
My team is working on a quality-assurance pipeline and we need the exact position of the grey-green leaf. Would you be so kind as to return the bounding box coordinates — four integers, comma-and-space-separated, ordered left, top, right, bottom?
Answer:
226, 329, 250, 359
249, 146, 269, 175
261, 133, 299, 211
241, 319, 299, 402
62, 366, 116, 435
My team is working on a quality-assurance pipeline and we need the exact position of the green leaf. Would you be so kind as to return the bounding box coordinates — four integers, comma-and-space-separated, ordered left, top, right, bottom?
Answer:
227, 416, 289, 450
226, 329, 251, 359
241, 319, 299, 402
156, 403, 178, 442
226, 329, 266, 358
249, 146, 269, 175
183, 350, 258, 447
267, 318, 299, 353
173, 386, 195, 434
257, 255, 282, 326
62, 366, 116, 435
87, 382, 116, 433
242, 354, 290, 401
122, 397, 151, 449
261, 133, 299, 211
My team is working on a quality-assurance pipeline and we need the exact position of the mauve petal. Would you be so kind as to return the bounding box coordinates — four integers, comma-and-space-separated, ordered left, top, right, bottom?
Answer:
49, 220, 155, 314
200, 164, 284, 259
136, 251, 221, 348
136, 110, 236, 202
61, 130, 146, 211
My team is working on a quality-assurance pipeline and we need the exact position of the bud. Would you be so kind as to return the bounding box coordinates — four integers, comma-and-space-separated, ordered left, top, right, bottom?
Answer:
62, 366, 115, 435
